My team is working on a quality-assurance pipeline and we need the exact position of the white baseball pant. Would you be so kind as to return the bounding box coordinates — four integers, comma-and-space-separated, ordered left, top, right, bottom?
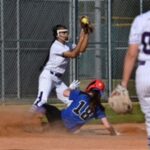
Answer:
136, 61, 150, 136
33, 69, 72, 107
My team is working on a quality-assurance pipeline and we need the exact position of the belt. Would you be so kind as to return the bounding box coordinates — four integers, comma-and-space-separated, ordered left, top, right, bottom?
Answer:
138, 60, 146, 66
50, 71, 62, 78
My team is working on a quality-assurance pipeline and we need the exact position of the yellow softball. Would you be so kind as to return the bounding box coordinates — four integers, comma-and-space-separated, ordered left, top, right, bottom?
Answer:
81, 17, 89, 24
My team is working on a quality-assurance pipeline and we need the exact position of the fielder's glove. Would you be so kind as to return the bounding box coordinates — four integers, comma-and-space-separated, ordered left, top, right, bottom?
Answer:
69, 80, 80, 90
108, 84, 133, 114
80, 16, 94, 33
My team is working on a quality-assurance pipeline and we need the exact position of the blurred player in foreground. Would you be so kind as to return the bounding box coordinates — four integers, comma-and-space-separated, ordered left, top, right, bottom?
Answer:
42, 79, 119, 135
119, 11, 150, 149
31, 17, 93, 113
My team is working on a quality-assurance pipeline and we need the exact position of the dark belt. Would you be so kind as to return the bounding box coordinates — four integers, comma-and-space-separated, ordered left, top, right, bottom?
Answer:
138, 60, 146, 66
50, 71, 62, 78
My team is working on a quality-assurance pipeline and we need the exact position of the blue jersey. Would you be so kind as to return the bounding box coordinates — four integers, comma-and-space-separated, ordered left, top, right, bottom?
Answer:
61, 90, 106, 132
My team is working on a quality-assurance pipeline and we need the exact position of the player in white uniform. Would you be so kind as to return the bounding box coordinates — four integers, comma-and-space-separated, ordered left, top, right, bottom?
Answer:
31, 24, 90, 112
120, 11, 150, 149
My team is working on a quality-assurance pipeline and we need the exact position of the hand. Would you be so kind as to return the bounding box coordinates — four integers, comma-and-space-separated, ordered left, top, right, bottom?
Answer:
110, 129, 121, 136
108, 84, 132, 114
111, 84, 128, 96
116, 131, 121, 136
69, 80, 80, 90
80, 16, 94, 33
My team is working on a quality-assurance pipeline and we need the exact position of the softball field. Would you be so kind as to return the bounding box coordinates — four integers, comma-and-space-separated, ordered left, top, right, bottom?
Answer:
0, 105, 147, 150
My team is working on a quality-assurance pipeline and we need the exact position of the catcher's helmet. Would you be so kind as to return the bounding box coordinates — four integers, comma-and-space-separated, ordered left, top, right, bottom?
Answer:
85, 80, 105, 96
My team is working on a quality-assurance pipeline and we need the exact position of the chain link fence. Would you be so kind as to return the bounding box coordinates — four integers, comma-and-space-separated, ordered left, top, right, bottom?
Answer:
78, 0, 150, 99
0, 0, 74, 103
111, 0, 150, 98
77, 0, 108, 94
0, 0, 150, 103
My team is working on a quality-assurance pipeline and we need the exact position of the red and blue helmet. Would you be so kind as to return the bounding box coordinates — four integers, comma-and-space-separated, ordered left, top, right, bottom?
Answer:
85, 79, 105, 96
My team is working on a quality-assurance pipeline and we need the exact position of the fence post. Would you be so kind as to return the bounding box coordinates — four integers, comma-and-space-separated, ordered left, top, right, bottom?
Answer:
1, 0, 4, 102
140, 0, 143, 14
95, 0, 102, 79
16, 0, 20, 99
108, 0, 112, 96
71, 0, 78, 81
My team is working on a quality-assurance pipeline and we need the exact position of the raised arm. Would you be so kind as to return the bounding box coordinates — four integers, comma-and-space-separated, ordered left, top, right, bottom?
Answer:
79, 32, 89, 53
63, 16, 93, 58
63, 30, 89, 58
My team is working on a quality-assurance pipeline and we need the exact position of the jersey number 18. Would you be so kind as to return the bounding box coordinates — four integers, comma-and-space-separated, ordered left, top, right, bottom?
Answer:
73, 101, 93, 120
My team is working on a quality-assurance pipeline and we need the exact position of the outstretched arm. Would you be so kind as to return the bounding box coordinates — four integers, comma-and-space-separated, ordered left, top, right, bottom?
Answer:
100, 117, 119, 136
63, 89, 71, 97
63, 80, 80, 97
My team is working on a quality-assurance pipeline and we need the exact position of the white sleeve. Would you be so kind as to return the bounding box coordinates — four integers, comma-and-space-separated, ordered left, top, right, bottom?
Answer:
129, 16, 142, 45
51, 44, 64, 56
66, 42, 76, 51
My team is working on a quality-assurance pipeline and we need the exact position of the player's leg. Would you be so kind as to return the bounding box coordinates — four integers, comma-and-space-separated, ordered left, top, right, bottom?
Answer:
55, 81, 72, 106
136, 65, 150, 148
137, 95, 150, 148
42, 104, 61, 122
42, 104, 65, 129
33, 70, 54, 108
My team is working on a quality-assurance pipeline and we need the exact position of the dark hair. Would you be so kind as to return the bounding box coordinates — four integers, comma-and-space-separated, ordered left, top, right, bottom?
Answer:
52, 24, 68, 39
39, 52, 49, 71
39, 24, 67, 71
89, 90, 105, 112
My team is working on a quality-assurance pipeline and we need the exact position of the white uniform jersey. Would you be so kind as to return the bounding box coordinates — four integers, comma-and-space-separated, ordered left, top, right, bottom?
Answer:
44, 40, 75, 74
129, 11, 150, 61
33, 40, 76, 107
131, 11, 150, 138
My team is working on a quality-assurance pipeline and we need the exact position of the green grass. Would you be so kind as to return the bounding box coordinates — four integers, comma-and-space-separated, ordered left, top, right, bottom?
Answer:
54, 102, 145, 124
92, 102, 145, 124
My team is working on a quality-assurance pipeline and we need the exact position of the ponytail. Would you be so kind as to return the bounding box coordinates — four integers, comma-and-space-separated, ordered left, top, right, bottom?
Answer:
89, 90, 105, 112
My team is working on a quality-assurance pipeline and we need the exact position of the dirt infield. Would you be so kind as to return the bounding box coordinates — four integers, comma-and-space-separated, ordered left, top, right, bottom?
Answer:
0, 105, 147, 150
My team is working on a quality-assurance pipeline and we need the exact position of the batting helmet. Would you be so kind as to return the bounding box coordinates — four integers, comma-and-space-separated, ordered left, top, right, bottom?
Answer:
85, 79, 105, 96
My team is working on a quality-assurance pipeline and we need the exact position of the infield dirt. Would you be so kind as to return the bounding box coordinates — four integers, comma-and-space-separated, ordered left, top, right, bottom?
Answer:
0, 105, 147, 150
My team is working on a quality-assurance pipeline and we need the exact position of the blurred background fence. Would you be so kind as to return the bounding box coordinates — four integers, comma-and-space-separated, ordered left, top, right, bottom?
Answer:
0, 0, 150, 103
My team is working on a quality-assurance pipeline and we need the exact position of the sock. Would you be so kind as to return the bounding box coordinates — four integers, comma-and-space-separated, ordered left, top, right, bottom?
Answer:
148, 137, 150, 148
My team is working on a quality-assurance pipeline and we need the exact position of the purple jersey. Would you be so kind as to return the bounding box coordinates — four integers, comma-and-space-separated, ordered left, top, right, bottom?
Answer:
61, 90, 106, 132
